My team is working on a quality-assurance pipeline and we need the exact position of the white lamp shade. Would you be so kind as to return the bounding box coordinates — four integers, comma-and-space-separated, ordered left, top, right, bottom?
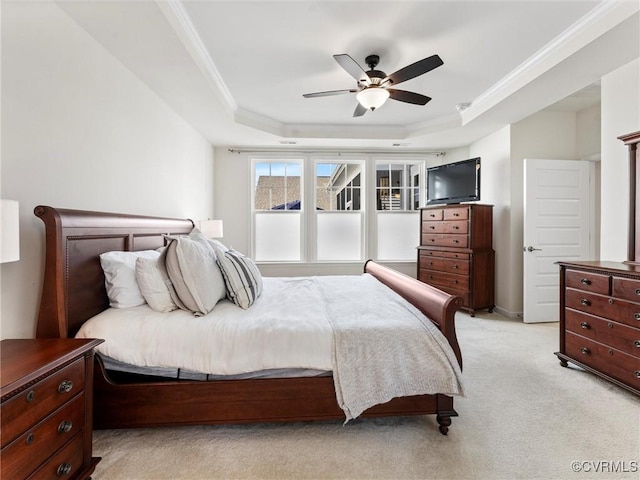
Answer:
356, 87, 390, 110
198, 219, 224, 238
1, 200, 20, 263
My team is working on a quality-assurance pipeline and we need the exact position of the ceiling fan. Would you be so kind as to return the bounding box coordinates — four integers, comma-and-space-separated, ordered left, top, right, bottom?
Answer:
303, 53, 443, 117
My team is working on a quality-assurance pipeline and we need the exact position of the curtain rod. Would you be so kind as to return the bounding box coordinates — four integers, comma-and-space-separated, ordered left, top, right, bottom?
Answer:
227, 148, 446, 157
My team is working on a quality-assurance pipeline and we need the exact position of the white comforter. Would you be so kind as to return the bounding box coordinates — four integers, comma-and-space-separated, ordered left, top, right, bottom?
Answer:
77, 276, 333, 374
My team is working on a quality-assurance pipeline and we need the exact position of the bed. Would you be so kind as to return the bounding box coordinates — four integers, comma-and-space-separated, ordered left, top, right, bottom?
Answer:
34, 205, 465, 434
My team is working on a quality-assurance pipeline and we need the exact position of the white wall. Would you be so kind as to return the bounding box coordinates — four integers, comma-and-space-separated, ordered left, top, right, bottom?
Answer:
469, 109, 602, 318
601, 59, 640, 261
213, 148, 251, 255
469, 126, 512, 314
0, 2, 215, 339
577, 103, 602, 160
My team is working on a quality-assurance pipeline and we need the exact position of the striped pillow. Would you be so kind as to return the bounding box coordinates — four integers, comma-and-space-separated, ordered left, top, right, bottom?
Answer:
214, 248, 263, 309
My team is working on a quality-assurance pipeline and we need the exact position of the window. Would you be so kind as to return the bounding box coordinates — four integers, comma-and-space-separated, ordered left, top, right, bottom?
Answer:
254, 162, 302, 211
252, 160, 303, 262
375, 161, 423, 261
316, 163, 362, 211
376, 163, 422, 211
250, 155, 426, 264
315, 161, 364, 261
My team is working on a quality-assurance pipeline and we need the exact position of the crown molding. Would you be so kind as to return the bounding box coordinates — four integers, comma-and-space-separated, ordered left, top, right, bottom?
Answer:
461, 0, 639, 125
156, 0, 237, 112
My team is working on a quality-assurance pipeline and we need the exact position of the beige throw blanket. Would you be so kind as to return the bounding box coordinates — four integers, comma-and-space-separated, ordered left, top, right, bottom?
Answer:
318, 274, 465, 422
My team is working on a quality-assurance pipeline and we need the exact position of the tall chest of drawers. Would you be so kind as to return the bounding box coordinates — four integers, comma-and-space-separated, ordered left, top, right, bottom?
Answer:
557, 261, 640, 394
417, 204, 495, 316
1, 338, 103, 479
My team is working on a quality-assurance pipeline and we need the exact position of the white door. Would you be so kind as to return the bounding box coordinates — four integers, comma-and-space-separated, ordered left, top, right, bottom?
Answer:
523, 159, 592, 323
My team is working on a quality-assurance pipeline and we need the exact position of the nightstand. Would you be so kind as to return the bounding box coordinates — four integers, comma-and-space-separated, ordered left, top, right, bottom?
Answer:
1, 338, 103, 479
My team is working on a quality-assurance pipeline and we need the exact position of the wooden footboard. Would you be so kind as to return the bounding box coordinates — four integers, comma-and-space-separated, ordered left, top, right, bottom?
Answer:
34, 205, 464, 434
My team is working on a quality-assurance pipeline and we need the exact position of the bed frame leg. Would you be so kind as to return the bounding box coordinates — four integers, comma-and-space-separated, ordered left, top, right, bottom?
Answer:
436, 414, 452, 435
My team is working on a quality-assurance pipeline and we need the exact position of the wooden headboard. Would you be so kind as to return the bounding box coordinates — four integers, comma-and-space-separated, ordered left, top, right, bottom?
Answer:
34, 206, 194, 339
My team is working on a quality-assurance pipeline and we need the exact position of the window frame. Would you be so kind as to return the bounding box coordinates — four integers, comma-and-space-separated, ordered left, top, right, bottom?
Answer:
250, 156, 305, 262
249, 154, 427, 264
312, 157, 366, 263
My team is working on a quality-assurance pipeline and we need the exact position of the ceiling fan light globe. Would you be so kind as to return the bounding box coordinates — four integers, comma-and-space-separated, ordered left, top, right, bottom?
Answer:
356, 87, 390, 111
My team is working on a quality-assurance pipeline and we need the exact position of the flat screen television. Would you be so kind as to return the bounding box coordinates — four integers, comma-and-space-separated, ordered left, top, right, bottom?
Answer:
426, 157, 480, 205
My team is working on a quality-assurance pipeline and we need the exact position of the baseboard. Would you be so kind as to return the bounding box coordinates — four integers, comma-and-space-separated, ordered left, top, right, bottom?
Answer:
492, 306, 523, 320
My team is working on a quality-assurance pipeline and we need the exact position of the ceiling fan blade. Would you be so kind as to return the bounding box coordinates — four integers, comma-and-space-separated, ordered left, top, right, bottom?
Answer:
303, 89, 357, 98
353, 103, 367, 117
333, 54, 371, 86
383, 54, 443, 86
388, 89, 432, 105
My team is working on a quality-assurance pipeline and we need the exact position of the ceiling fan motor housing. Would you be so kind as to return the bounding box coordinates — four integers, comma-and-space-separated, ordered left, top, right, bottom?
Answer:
364, 55, 387, 84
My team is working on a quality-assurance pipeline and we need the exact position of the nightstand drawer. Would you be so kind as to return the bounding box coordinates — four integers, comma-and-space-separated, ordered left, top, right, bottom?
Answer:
29, 432, 84, 480
1, 358, 85, 448
1, 393, 85, 480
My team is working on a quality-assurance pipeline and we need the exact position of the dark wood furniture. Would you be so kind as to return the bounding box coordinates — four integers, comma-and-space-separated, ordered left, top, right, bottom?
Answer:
556, 261, 640, 395
417, 204, 495, 316
1, 338, 103, 479
33, 205, 465, 435
555, 131, 640, 394
619, 131, 640, 264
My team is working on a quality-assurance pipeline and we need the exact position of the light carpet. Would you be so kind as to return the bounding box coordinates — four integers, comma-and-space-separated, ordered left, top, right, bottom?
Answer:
91, 311, 640, 479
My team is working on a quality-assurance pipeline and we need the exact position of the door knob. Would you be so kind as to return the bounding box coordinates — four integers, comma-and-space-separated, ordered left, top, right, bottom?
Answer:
524, 246, 542, 252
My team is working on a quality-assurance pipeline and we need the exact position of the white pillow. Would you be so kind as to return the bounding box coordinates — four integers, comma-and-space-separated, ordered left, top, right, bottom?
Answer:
100, 250, 161, 308
135, 256, 177, 313
164, 229, 227, 316
214, 247, 263, 309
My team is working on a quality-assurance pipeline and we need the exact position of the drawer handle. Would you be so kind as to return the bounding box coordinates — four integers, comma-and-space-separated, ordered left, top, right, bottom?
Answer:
580, 299, 591, 306
56, 463, 72, 477
429, 225, 435, 229
430, 239, 435, 242
58, 380, 73, 394
580, 278, 591, 285
580, 347, 590, 355
452, 280, 458, 284
636, 371, 640, 378
453, 226, 459, 230
634, 340, 640, 348
635, 313, 640, 320
453, 265, 459, 269
453, 213, 459, 217
636, 289, 640, 296
26, 390, 35, 403
58, 420, 73, 434
580, 322, 590, 329
26, 433, 34, 445
453, 239, 459, 244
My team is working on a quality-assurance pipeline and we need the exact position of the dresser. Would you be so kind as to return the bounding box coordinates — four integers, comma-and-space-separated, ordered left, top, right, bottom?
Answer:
556, 261, 640, 394
417, 204, 495, 316
1, 338, 103, 479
